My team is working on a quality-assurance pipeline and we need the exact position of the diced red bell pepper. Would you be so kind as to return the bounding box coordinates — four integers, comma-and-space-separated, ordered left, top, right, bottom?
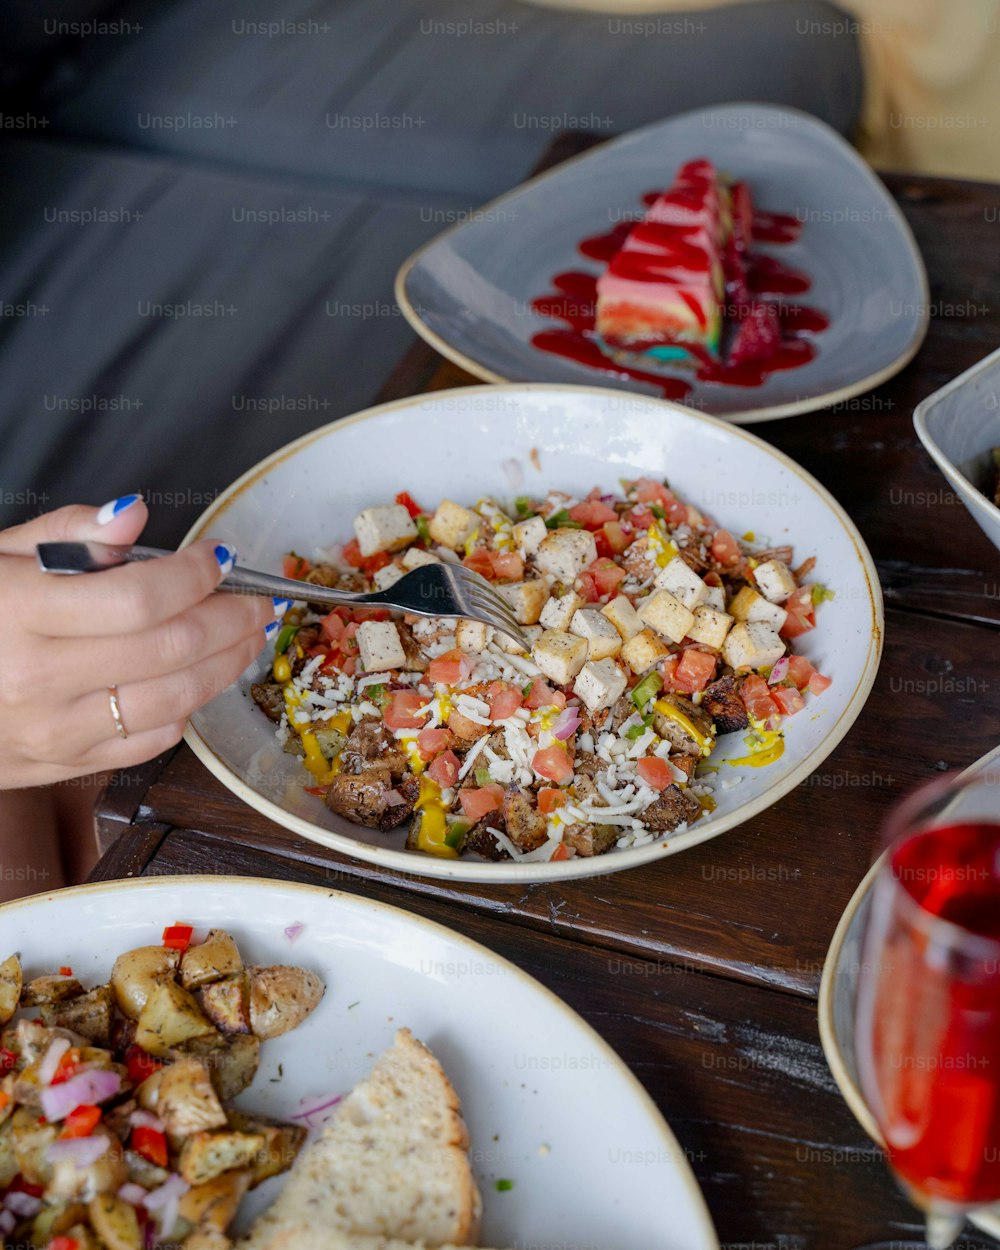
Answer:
132, 1125, 169, 1169
61, 1104, 102, 1139
162, 924, 194, 952
50, 1047, 81, 1085
59, 967, 73, 978
125, 1045, 163, 1086
395, 490, 423, 518
48, 1238, 80, 1250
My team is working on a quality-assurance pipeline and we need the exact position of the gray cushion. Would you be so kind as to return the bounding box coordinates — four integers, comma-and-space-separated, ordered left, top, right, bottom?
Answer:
0, 136, 472, 544
40, 0, 863, 202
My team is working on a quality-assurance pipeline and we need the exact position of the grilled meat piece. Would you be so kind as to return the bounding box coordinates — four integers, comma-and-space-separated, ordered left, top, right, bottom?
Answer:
652, 692, 713, 757
643, 784, 700, 832
251, 682, 285, 724
462, 816, 511, 861
502, 786, 547, 852
288, 624, 321, 676
396, 622, 429, 673
701, 675, 750, 735
573, 753, 601, 781
339, 721, 408, 777
563, 822, 617, 856
303, 563, 366, 612
325, 768, 418, 830
609, 694, 636, 732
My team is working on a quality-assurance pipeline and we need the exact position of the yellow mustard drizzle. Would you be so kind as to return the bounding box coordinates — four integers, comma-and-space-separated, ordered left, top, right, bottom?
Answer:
653, 699, 715, 758
644, 520, 679, 569
726, 717, 785, 769
463, 528, 480, 556
414, 777, 457, 858
277, 669, 348, 786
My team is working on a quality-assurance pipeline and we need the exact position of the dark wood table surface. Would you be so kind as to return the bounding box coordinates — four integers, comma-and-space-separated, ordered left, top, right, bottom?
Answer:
91, 134, 1000, 1250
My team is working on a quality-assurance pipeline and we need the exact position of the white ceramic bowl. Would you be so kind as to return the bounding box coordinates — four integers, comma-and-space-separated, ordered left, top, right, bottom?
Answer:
184, 383, 883, 882
914, 345, 1000, 553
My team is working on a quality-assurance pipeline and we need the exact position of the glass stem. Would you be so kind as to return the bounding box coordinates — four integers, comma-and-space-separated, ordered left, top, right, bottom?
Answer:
924, 1205, 965, 1250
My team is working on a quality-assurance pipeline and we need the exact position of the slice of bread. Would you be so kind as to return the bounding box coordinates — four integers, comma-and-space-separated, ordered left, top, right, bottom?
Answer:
238, 1029, 483, 1249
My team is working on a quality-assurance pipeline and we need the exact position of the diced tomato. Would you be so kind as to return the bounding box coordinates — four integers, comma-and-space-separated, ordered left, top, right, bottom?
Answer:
416, 727, 453, 761
132, 1125, 169, 1169
48, 1238, 80, 1250
808, 670, 833, 695
319, 612, 345, 647
537, 787, 566, 815
458, 785, 505, 821
125, 1045, 162, 1086
341, 538, 365, 569
781, 586, 817, 638
384, 690, 427, 731
282, 553, 311, 580
785, 654, 816, 691
427, 649, 475, 686
741, 674, 781, 727
772, 686, 805, 716
673, 649, 717, 694
462, 548, 495, 579
550, 843, 570, 861
710, 529, 742, 567
660, 654, 680, 690
428, 750, 461, 789
531, 745, 574, 783
569, 500, 617, 529
636, 756, 673, 791
486, 682, 523, 721
579, 557, 626, 603
61, 1104, 101, 1139
446, 710, 491, 740
361, 551, 390, 578
394, 490, 423, 518
489, 551, 524, 581
601, 520, 631, 555
524, 678, 567, 710
633, 477, 671, 507
161, 924, 193, 952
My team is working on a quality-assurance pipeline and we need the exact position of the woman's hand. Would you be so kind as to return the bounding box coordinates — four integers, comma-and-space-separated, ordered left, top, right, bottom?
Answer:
0, 495, 283, 789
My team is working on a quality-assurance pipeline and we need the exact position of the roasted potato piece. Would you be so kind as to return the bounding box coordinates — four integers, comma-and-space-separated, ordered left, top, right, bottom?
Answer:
111, 945, 181, 1019
199, 975, 250, 1035
21, 974, 85, 1007
31, 1200, 90, 1244
178, 1167, 251, 1233
11, 1106, 58, 1184
0, 1120, 18, 1187
206, 1034, 261, 1103
0, 955, 22, 1024
48, 1127, 127, 1203
61, 1225, 101, 1250
227, 1111, 306, 1187
155, 1057, 227, 1136
123, 1147, 170, 1190
41, 984, 115, 1045
246, 966, 324, 1040
180, 930, 243, 991
89, 1191, 143, 1250
179, 1129, 266, 1186
135, 981, 217, 1057
183, 1230, 233, 1250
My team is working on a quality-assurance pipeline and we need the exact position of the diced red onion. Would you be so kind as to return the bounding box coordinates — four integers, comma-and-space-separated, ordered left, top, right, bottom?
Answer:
284, 922, 305, 944
37, 1037, 71, 1086
119, 1181, 148, 1207
143, 1172, 189, 1212
767, 658, 789, 686
129, 1109, 165, 1133
40, 1067, 121, 1121
290, 1092, 343, 1123
552, 706, 581, 741
48, 1135, 110, 1168
383, 791, 405, 808
0, 1209, 15, 1235
4, 1190, 42, 1216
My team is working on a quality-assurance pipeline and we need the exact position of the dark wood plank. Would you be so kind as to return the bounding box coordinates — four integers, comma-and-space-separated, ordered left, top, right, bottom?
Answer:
143, 827, 923, 1250
94, 748, 179, 854
87, 822, 170, 883
131, 604, 1000, 998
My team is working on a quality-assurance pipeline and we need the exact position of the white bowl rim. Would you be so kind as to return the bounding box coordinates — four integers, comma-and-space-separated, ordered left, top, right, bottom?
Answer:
394, 101, 930, 425
180, 380, 884, 883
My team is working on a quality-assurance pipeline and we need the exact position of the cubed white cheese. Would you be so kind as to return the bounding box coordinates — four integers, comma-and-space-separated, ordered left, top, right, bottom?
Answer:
704, 584, 726, 612
569, 608, 622, 661
512, 515, 547, 558
496, 579, 550, 625
531, 629, 588, 686
540, 590, 584, 632
574, 659, 628, 713
721, 621, 786, 671
728, 586, 787, 631
686, 605, 734, 650
495, 624, 542, 655
601, 594, 643, 641
427, 498, 479, 550
456, 619, 492, 653
356, 620, 407, 671
353, 505, 418, 557
401, 547, 441, 570
754, 559, 798, 603
620, 628, 671, 675
637, 589, 695, 644
535, 528, 597, 583
372, 563, 405, 591
652, 555, 707, 610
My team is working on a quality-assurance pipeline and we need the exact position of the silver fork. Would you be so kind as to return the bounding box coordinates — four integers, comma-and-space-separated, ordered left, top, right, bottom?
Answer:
36, 541, 530, 650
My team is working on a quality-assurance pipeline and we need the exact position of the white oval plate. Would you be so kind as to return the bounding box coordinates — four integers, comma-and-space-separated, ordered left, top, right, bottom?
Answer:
396, 104, 929, 424
184, 382, 883, 883
0, 876, 717, 1249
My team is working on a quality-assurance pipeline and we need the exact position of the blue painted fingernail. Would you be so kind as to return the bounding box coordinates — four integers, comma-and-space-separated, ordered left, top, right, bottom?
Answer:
214, 543, 237, 575
96, 494, 142, 525
264, 621, 280, 641
272, 597, 293, 619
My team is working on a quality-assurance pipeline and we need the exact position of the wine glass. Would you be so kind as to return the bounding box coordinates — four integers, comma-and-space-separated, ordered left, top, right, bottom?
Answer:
854, 764, 1000, 1250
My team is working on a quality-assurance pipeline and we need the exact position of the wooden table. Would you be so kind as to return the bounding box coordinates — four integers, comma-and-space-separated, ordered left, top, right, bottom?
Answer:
91, 135, 1000, 1250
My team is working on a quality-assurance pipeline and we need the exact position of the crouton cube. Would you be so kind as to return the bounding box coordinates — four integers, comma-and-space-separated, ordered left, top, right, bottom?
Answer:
512, 515, 547, 558
356, 621, 407, 671
620, 628, 671, 674
353, 505, 417, 557
601, 594, 643, 641
401, 547, 441, 570
427, 499, 479, 550
722, 621, 786, 671
652, 556, 707, 610
535, 528, 597, 583
372, 563, 405, 591
727, 585, 787, 631
574, 659, 628, 713
456, 619, 492, 653
496, 579, 550, 625
495, 624, 542, 655
687, 605, 734, 650
637, 589, 695, 644
540, 590, 584, 632
570, 608, 622, 661
531, 629, 588, 686
754, 559, 798, 603
704, 584, 726, 612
